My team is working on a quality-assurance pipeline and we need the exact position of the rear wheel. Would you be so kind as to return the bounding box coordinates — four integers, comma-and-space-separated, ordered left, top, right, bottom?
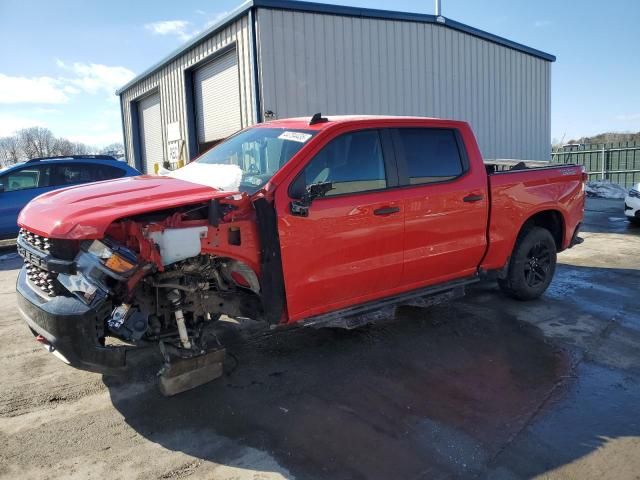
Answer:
498, 227, 557, 300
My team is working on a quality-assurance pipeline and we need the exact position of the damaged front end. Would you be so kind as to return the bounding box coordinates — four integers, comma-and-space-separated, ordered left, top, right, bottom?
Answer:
17, 194, 282, 394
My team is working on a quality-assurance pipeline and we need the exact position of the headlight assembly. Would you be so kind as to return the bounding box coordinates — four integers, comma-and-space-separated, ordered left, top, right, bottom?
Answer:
87, 240, 137, 275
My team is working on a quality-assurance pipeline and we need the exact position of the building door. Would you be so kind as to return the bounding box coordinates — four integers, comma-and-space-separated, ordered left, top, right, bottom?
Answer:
193, 49, 242, 153
137, 93, 163, 174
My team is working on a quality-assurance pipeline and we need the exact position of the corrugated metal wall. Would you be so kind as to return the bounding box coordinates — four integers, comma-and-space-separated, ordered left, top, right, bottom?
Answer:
256, 9, 551, 161
119, 15, 255, 167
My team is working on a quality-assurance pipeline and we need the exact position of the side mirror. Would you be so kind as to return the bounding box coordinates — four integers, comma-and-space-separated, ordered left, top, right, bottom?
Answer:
290, 181, 333, 217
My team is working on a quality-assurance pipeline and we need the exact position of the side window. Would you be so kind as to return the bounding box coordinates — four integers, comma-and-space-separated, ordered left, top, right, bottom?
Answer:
396, 128, 464, 185
93, 164, 126, 181
52, 164, 95, 185
3, 166, 52, 192
301, 130, 386, 196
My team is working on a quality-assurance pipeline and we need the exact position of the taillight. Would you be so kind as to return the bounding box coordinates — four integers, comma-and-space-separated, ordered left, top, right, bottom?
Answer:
580, 165, 588, 183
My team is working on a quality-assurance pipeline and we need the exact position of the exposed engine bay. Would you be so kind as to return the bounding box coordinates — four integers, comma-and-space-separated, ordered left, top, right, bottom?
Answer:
69, 239, 262, 347
19, 194, 283, 394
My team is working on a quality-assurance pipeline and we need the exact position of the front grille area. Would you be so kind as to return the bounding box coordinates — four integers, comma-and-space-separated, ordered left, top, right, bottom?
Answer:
19, 228, 52, 253
19, 228, 59, 297
25, 263, 59, 297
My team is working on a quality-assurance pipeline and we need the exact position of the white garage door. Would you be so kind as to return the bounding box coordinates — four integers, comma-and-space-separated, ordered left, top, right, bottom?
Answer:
194, 49, 242, 148
137, 93, 163, 174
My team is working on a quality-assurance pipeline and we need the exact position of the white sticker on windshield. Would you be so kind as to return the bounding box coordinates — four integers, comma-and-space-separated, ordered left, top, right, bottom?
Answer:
278, 131, 312, 143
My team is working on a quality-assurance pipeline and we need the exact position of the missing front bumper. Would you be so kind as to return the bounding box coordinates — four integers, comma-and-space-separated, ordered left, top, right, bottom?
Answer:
16, 267, 131, 375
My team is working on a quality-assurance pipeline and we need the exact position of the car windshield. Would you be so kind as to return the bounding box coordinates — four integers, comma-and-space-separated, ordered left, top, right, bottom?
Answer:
190, 127, 317, 194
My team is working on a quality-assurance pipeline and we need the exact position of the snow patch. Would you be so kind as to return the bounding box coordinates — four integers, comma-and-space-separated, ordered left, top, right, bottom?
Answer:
585, 180, 628, 199
163, 163, 242, 192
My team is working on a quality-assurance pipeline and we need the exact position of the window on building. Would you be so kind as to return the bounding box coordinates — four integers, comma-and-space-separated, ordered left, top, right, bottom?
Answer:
396, 128, 464, 184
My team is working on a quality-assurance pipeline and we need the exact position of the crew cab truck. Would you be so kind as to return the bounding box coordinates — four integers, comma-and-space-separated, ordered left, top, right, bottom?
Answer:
15, 115, 585, 395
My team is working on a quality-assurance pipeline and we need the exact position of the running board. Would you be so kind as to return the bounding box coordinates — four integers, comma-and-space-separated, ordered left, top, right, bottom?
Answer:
302, 277, 476, 329
158, 348, 226, 396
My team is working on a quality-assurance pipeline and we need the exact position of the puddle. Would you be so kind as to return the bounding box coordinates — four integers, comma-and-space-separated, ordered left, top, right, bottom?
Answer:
106, 307, 569, 479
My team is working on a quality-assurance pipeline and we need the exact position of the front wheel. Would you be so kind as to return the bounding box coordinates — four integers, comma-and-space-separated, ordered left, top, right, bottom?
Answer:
498, 227, 557, 300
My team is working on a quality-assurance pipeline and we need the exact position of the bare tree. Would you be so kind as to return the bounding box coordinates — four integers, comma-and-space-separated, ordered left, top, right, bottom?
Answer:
52, 138, 73, 156
52, 138, 91, 156
72, 142, 92, 155
17, 127, 56, 159
0, 127, 114, 165
100, 143, 125, 157
567, 131, 640, 145
0, 136, 23, 166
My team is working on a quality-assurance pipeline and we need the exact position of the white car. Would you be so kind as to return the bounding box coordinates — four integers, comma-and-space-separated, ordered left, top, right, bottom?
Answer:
625, 182, 640, 224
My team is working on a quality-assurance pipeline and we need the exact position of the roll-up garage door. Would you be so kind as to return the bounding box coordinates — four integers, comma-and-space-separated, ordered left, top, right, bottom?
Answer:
193, 49, 242, 151
137, 93, 163, 174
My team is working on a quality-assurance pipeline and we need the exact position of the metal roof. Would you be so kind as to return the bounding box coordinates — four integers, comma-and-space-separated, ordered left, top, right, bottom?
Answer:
116, 0, 556, 95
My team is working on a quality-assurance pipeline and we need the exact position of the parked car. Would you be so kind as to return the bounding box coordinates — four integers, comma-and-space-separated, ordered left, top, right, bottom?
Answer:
15, 115, 585, 395
624, 182, 640, 224
0, 155, 140, 239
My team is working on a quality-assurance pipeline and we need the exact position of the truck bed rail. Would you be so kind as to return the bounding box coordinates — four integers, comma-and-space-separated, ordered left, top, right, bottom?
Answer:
485, 159, 577, 175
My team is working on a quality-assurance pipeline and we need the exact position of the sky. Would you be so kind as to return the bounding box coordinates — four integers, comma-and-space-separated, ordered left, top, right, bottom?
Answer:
0, 0, 639, 147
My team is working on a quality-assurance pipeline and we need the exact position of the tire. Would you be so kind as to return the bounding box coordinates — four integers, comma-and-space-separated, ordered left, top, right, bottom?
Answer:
498, 226, 557, 301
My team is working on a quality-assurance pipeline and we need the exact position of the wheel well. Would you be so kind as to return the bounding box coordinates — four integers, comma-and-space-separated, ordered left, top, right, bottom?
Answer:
521, 210, 564, 250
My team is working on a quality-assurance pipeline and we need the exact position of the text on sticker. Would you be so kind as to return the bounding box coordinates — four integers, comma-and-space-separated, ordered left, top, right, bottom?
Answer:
278, 131, 312, 143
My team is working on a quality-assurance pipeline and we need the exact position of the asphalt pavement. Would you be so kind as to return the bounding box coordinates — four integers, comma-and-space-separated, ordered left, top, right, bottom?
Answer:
0, 197, 639, 479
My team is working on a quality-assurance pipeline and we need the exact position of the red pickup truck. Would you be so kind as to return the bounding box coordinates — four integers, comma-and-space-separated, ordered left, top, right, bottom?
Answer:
16, 115, 585, 394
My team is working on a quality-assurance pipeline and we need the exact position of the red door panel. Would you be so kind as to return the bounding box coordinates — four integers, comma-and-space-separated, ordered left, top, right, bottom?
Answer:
274, 128, 404, 322
402, 180, 488, 287
392, 127, 489, 288
277, 194, 404, 321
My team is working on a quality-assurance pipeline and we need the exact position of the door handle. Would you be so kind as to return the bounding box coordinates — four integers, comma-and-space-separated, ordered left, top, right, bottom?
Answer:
463, 194, 484, 203
373, 206, 400, 216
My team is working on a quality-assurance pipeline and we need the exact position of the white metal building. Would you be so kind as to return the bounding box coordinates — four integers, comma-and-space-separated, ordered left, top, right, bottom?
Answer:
116, 0, 555, 174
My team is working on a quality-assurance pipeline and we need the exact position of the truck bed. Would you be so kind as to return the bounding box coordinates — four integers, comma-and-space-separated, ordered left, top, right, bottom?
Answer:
484, 159, 554, 174
480, 162, 585, 271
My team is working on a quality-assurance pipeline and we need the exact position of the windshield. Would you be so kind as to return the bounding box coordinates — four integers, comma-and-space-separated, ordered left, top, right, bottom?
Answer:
192, 127, 317, 194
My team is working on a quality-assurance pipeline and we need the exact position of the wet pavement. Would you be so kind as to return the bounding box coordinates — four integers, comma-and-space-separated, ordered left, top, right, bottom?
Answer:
0, 198, 639, 479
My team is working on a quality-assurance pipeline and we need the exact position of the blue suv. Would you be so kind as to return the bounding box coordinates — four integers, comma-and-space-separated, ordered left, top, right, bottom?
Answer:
0, 155, 140, 239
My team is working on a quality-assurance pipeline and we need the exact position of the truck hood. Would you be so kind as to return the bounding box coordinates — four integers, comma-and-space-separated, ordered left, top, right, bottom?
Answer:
18, 175, 237, 239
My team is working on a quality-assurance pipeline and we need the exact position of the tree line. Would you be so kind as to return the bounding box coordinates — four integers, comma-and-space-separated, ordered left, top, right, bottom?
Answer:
565, 131, 640, 146
0, 127, 124, 167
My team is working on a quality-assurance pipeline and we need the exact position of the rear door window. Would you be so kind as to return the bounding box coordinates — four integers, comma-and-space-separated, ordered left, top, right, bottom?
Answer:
300, 130, 387, 196
395, 128, 464, 185
92, 164, 126, 181
52, 164, 92, 185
